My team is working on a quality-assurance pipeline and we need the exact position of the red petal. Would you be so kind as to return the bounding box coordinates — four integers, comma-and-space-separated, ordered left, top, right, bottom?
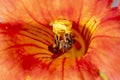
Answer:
0, 23, 103, 80
88, 8, 120, 80
25, 58, 103, 80
0, 0, 112, 25
0, 22, 100, 80
0, 22, 53, 79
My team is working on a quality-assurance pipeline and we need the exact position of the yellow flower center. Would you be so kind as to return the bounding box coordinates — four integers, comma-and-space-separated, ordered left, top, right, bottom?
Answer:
48, 20, 86, 58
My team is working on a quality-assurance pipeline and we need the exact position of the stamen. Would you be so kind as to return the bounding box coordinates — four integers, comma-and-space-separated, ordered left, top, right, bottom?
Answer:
48, 20, 75, 54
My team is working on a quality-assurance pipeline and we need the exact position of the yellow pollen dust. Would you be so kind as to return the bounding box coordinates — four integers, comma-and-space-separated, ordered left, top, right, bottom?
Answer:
50, 20, 72, 39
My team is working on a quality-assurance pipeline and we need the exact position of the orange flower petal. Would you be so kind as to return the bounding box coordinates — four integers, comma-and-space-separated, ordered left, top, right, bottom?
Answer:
0, 0, 112, 25
0, 22, 104, 80
0, 0, 116, 80
88, 8, 120, 80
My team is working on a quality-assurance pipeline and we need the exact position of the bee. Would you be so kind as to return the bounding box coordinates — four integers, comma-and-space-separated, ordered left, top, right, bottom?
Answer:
48, 33, 75, 54
48, 20, 75, 55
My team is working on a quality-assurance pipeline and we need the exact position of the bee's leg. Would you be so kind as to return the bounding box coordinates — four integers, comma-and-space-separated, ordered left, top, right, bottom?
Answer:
54, 35, 59, 46
54, 34, 60, 48
48, 34, 60, 54
69, 34, 75, 44
59, 40, 63, 49
64, 33, 72, 44
50, 34, 60, 54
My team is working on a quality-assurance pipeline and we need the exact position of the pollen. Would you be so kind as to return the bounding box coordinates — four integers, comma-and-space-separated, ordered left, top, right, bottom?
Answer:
50, 20, 72, 40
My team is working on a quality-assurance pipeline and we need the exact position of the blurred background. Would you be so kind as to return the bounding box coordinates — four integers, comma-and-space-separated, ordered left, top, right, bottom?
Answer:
112, 0, 118, 7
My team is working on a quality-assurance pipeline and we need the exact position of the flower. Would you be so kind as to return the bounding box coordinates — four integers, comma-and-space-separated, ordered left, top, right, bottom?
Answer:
0, 0, 120, 80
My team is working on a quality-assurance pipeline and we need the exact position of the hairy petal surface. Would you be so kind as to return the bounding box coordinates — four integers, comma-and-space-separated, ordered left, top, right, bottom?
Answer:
88, 8, 120, 80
